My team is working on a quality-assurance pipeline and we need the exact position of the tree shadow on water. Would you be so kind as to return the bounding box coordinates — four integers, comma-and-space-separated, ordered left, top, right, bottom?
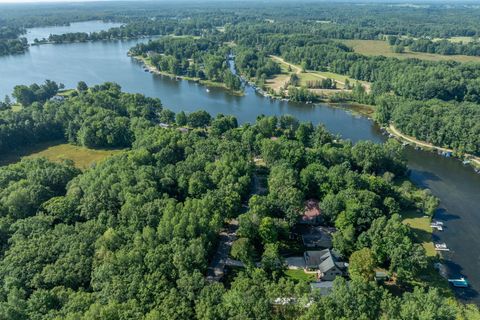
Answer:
444, 260, 479, 302
434, 208, 460, 222
408, 169, 442, 186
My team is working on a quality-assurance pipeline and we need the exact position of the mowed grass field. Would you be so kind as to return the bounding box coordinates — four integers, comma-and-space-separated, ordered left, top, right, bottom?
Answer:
267, 55, 371, 93
0, 141, 123, 169
341, 39, 480, 63
402, 210, 436, 257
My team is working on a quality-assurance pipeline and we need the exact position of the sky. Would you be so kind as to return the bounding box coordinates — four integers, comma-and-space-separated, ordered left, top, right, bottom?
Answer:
0, 0, 109, 2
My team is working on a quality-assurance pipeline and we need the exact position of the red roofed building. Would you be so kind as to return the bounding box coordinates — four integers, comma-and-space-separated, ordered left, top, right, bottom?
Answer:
300, 199, 322, 225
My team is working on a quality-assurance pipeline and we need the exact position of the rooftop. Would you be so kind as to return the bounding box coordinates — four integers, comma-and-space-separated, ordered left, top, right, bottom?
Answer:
301, 226, 333, 249
300, 199, 322, 224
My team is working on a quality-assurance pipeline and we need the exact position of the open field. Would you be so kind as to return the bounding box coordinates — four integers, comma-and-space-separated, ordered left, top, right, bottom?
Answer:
0, 141, 123, 169
341, 39, 480, 63
442, 36, 475, 44
268, 55, 370, 94
402, 210, 436, 257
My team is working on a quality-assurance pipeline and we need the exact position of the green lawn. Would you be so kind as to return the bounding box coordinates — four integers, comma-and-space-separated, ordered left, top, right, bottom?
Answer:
0, 141, 124, 170
402, 209, 436, 257
284, 269, 316, 282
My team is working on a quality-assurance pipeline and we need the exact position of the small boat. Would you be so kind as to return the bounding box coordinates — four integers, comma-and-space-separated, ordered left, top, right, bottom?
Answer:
448, 277, 469, 288
435, 243, 450, 251
463, 160, 471, 165
430, 224, 443, 231
206, 89, 210, 93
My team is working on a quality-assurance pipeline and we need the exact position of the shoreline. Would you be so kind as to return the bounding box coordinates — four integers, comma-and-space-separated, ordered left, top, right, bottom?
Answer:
132, 55, 244, 96
385, 124, 480, 170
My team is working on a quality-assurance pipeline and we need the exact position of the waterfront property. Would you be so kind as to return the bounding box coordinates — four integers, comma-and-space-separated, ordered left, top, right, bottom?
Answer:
304, 249, 347, 281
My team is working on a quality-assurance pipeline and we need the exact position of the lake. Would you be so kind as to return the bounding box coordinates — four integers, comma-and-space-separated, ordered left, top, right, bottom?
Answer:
1, 21, 480, 303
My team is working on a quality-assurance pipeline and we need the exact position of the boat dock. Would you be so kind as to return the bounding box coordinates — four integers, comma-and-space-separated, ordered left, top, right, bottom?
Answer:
434, 242, 450, 251
430, 220, 444, 231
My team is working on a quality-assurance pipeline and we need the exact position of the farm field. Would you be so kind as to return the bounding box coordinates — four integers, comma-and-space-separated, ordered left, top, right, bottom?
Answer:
342, 39, 480, 63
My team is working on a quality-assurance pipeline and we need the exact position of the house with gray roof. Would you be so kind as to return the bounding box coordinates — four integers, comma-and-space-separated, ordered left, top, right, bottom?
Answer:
304, 249, 347, 281
301, 226, 334, 249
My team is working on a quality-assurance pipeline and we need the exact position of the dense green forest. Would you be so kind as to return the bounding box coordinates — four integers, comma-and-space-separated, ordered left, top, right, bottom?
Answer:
0, 83, 478, 319
0, 82, 161, 154
1, 2, 480, 317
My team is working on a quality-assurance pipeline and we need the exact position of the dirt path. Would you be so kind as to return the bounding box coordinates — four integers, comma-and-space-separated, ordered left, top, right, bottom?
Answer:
270, 55, 302, 74
388, 124, 480, 166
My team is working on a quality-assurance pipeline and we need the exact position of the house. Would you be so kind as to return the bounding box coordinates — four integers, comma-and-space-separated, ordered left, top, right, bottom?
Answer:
301, 226, 333, 249
50, 95, 65, 102
304, 249, 347, 281
159, 122, 170, 128
299, 199, 322, 225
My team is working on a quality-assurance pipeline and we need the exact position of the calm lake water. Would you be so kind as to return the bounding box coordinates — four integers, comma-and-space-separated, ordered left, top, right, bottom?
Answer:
1, 22, 480, 303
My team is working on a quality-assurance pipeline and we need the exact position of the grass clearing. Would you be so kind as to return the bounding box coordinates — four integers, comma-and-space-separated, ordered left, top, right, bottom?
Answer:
402, 209, 436, 257
0, 141, 123, 169
436, 36, 475, 44
284, 269, 316, 282
27, 143, 123, 169
269, 55, 370, 94
341, 39, 480, 63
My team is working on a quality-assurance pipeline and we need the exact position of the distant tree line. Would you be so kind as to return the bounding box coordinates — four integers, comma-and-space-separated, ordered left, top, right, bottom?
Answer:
388, 35, 480, 57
